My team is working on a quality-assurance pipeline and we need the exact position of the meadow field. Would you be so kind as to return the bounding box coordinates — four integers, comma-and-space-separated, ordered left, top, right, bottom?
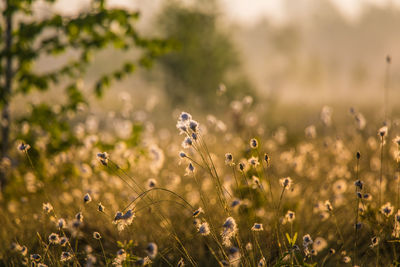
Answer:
1, 0, 400, 266
1, 95, 400, 266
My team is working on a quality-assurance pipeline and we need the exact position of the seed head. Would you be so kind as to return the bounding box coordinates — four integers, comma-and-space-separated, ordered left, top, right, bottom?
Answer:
60, 251, 73, 262
83, 193, 92, 204
97, 152, 109, 166
198, 221, 210, 236
146, 242, 158, 259
225, 153, 234, 166
250, 138, 258, 149
93, 232, 101, 240
98, 202, 105, 212
18, 143, 30, 152
49, 233, 60, 244
279, 177, 293, 189
381, 202, 394, 217
251, 223, 264, 231
192, 207, 204, 218
378, 126, 388, 138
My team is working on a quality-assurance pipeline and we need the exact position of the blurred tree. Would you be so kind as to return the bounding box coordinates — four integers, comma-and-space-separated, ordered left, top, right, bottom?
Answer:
157, 1, 255, 108
0, 0, 171, 189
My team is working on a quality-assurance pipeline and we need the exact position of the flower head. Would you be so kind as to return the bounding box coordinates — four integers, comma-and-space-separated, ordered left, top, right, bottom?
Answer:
225, 153, 234, 166
303, 234, 313, 247
279, 177, 293, 189
250, 138, 258, 149
248, 156, 260, 168
93, 232, 101, 240
18, 143, 30, 152
48, 233, 60, 244
381, 202, 394, 217
378, 126, 388, 138
251, 223, 264, 231
83, 193, 92, 204
97, 152, 109, 166
146, 242, 158, 259
198, 221, 210, 236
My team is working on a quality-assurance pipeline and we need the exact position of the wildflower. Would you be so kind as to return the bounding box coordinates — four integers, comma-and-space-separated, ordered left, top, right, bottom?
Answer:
193, 218, 201, 227
285, 210, 295, 223
324, 200, 333, 212
231, 199, 241, 208
176, 121, 188, 135
332, 179, 347, 194
343, 256, 351, 263
48, 233, 60, 245
222, 217, 238, 247
238, 162, 245, 171
378, 126, 388, 138
305, 125, 317, 139
18, 143, 30, 152
248, 156, 260, 167
192, 207, 204, 218
60, 251, 73, 262
252, 176, 261, 188
250, 138, 258, 149
243, 95, 253, 105
264, 153, 270, 165
354, 112, 366, 130
279, 177, 293, 189
189, 120, 199, 132
354, 180, 363, 190
258, 257, 266, 267
57, 218, 66, 229
329, 248, 336, 255
113, 249, 127, 265
198, 222, 210, 236
228, 247, 241, 265
303, 234, 313, 247
370, 236, 380, 248
191, 132, 198, 140
320, 106, 332, 126
381, 202, 394, 217
97, 152, 109, 166
179, 151, 187, 158
113, 209, 135, 231
146, 242, 158, 259
42, 203, 53, 213
245, 243, 253, 251
182, 137, 193, 149
147, 178, 157, 189
98, 203, 105, 212
75, 212, 84, 222
30, 254, 41, 262
93, 232, 101, 240
185, 163, 195, 176
363, 194, 372, 201
83, 193, 92, 204
251, 223, 264, 231
313, 237, 327, 252
136, 256, 152, 266
60, 236, 68, 246
179, 112, 192, 122
225, 153, 234, 166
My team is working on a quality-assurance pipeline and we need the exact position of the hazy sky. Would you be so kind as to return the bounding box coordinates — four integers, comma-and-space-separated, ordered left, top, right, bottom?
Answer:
50, 0, 400, 25
220, 0, 400, 25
